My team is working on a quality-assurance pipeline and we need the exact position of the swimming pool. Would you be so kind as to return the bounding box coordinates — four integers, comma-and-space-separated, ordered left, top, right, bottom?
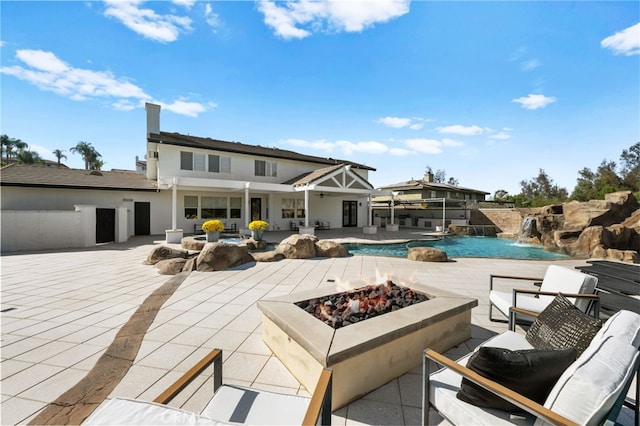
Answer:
343, 236, 570, 260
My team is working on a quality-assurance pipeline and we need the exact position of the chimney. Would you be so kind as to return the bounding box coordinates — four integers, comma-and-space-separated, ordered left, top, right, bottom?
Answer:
145, 103, 161, 136
424, 172, 434, 182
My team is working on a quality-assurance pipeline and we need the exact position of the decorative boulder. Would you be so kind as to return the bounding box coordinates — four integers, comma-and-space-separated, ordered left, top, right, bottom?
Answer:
154, 258, 187, 275
181, 237, 206, 251
240, 238, 268, 251
315, 240, 349, 258
144, 246, 188, 265
252, 251, 286, 262
196, 242, 254, 272
277, 234, 318, 259
182, 257, 197, 272
407, 247, 448, 262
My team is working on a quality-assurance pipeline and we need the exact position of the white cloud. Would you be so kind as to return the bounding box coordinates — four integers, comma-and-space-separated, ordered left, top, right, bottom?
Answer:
284, 138, 389, 155
1, 49, 210, 117
257, 0, 410, 40
161, 99, 210, 117
377, 116, 411, 128
103, 0, 192, 43
489, 131, 511, 140
442, 138, 463, 147
436, 124, 484, 136
377, 116, 424, 130
521, 59, 540, 71
601, 22, 640, 56
0, 40, 5, 47
204, 3, 220, 29
172, 0, 195, 8
388, 147, 413, 156
512, 93, 556, 110
404, 138, 444, 154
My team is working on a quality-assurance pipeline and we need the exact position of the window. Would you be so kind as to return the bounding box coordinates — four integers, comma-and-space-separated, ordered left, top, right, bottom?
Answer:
193, 153, 206, 171
209, 155, 231, 173
202, 196, 228, 219
184, 196, 198, 219
230, 197, 242, 218
255, 160, 277, 177
181, 152, 193, 170
281, 198, 295, 218
282, 198, 304, 218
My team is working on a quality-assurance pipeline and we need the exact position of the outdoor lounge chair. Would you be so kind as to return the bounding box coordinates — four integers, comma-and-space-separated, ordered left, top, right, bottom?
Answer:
84, 349, 333, 425
423, 303, 640, 426
489, 265, 599, 329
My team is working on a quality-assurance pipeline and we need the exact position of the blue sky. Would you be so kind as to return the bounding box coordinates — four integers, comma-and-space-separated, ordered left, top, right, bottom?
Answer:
1, 1, 638, 196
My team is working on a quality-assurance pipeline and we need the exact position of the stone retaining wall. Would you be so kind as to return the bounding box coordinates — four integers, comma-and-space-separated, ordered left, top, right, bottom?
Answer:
472, 209, 524, 234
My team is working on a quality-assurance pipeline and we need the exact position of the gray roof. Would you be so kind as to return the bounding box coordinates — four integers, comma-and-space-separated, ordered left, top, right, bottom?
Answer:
282, 164, 345, 186
149, 132, 376, 171
379, 179, 489, 195
0, 163, 158, 191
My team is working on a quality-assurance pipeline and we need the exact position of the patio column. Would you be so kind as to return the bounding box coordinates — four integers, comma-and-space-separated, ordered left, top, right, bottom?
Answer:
304, 189, 309, 227
165, 177, 183, 243
368, 194, 372, 226
244, 183, 250, 227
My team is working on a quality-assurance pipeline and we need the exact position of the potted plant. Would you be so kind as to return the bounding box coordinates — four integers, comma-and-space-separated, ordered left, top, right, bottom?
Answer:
202, 220, 224, 242
248, 220, 269, 240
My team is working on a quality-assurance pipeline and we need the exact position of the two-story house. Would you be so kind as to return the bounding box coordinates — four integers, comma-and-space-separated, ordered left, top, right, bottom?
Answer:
372, 173, 489, 230
0, 103, 379, 251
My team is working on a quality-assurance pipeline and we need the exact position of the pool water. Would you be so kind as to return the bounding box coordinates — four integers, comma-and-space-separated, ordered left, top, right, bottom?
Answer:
343, 236, 569, 260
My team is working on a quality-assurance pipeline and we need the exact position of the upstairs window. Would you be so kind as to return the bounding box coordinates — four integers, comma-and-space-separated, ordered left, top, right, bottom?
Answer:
255, 160, 277, 177
180, 152, 193, 170
180, 151, 207, 171
209, 155, 231, 173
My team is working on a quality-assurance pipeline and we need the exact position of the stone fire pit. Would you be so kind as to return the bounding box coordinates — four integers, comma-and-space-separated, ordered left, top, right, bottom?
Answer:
257, 281, 477, 409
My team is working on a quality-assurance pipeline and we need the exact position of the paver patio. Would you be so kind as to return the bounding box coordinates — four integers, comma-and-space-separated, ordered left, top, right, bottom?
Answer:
1, 230, 636, 425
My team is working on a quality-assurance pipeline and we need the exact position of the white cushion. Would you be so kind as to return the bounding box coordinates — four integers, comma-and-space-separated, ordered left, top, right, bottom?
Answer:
594, 310, 640, 348
201, 384, 311, 425
536, 336, 639, 426
429, 352, 536, 425
539, 265, 597, 311
427, 331, 536, 425
490, 290, 550, 319
84, 397, 230, 425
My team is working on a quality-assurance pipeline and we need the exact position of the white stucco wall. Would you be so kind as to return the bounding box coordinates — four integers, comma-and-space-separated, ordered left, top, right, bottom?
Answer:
1, 209, 91, 252
1, 187, 172, 238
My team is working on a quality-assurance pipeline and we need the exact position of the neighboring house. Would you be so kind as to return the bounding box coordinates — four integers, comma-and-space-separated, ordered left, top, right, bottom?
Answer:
373, 172, 490, 229
0, 103, 379, 251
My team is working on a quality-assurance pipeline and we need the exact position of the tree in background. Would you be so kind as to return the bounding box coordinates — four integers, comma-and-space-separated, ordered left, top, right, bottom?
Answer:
571, 143, 640, 201
425, 165, 459, 185
16, 149, 45, 165
518, 169, 568, 207
70, 141, 102, 170
1, 134, 28, 163
52, 149, 67, 166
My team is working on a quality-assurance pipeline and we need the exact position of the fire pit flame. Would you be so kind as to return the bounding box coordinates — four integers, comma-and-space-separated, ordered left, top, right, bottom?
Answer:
295, 280, 429, 329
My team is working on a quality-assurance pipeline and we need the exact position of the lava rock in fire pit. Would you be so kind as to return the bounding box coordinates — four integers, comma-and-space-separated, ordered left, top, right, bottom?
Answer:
295, 280, 429, 329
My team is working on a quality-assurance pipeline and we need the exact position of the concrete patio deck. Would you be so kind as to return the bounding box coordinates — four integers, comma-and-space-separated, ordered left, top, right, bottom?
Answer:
1, 229, 636, 425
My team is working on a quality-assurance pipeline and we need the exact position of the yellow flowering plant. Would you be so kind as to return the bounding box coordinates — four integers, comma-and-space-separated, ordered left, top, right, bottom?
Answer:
248, 220, 269, 231
202, 219, 224, 233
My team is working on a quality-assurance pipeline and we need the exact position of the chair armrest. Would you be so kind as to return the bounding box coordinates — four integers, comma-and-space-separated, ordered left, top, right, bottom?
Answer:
513, 289, 599, 299
489, 274, 544, 291
423, 348, 579, 426
153, 349, 223, 404
302, 368, 333, 426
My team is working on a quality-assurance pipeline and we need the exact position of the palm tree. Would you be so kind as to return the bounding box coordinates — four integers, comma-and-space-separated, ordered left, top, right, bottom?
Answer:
70, 141, 102, 170
1, 135, 28, 163
16, 149, 45, 165
52, 149, 67, 166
